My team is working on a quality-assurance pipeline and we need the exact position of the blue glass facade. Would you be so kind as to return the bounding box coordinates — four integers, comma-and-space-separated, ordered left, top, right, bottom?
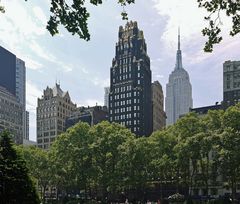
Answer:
0, 46, 16, 96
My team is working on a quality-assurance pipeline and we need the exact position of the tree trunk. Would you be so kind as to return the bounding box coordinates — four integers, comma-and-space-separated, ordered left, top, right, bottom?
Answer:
43, 186, 46, 204
231, 179, 237, 204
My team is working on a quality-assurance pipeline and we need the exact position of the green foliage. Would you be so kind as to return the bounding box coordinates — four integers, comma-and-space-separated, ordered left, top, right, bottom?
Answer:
17, 145, 51, 203
6, 103, 240, 201
39, 0, 134, 40
0, 131, 40, 204
198, 0, 240, 52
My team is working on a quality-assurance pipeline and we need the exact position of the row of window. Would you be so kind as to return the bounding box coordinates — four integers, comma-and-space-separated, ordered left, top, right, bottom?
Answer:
111, 91, 140, 100
118, 56, 132, 65
110, 99, 140, 108
111, 106, 140, 114
114, 85, 132, 93
112, 99, 140, 107
37, 137, 55, 144
119, 65, 131, 73
113, 112, 140, 120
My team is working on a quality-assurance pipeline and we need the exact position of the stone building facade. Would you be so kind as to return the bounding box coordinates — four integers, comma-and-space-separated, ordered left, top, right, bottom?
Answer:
65, 106, 108, 130
37, 84, 76, 149
109, 21, 152, 136
152, 81, 166, 131
104, 87, 110, 109
165, 30, 193, 125
223, 60, 240, 108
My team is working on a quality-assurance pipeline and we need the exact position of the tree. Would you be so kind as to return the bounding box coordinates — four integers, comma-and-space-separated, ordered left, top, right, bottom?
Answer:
17, 146, 51, 204
217, 128, 240, 203
89, 121, 135, 201
1, 0, 239, 52
49, 122, 93, 202
118, 136, 152, 202
198, 0, 240, 52
173, 113, 204, 195
0, 131, 40, 204
216, 104, 240, 202
29, 0, 134, 41
148, 129, 177, 199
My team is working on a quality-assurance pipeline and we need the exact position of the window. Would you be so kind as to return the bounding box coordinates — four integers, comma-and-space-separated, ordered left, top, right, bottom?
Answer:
137, 64, 140, 71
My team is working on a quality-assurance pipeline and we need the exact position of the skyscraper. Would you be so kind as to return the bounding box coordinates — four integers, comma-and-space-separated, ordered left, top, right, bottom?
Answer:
152, 81, 166, 131
0, 46, 16, 96
223, 60, 240, 108
37, 84, 76, 149
16, 58, 26, 139
0, 86, 23, 144
109, 21, 152, 136
104, 87, 110, 109
165, 29, 193, 125
0, 46, 27, 141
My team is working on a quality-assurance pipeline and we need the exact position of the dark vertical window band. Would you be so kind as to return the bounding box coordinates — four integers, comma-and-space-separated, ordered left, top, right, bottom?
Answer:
0, 46, 16, 96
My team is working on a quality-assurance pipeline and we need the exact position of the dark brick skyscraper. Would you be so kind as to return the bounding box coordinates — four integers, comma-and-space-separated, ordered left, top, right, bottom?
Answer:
109, 21, 152, 136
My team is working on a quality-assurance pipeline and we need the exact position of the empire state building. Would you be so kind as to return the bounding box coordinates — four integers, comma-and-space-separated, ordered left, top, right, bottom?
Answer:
165, 30, 193, 125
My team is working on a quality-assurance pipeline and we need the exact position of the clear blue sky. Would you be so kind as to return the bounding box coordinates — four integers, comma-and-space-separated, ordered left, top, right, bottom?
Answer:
0, 0, 239, 141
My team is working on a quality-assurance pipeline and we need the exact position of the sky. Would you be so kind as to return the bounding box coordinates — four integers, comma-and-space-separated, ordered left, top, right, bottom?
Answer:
0, 0, 239, 141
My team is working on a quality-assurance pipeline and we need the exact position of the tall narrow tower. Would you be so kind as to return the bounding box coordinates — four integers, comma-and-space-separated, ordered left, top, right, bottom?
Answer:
109, 21, 152, 136
165, 29, 193, 125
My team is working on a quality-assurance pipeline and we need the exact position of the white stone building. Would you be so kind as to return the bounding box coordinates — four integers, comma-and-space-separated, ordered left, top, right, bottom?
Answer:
165, 30, 193, 125
37, 84, 76, 149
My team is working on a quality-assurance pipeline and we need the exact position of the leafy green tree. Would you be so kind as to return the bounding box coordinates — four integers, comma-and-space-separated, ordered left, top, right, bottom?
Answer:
202, 109, 224, 133
17, 145, 51, 203
89, 121, 135, 200
216, 104, 240, 202
118, 136, 152, 201
49, 122, 93, 201
148, 129, 177, 198
0, 131, 40, 204
198, 0, 240, 52
173, 113, 204, 195
217, 128, 240, 202
31, 0, 134, 40
190, 132, 218, 195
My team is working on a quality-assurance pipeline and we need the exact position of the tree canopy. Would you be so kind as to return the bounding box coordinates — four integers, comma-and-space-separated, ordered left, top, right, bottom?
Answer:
4, 103, 240, 203
0, 131, 40, 204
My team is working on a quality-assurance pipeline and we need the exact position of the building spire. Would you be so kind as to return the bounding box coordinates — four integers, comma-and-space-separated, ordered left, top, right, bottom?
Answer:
178, 27, 180, 50
175, 27, 183, 70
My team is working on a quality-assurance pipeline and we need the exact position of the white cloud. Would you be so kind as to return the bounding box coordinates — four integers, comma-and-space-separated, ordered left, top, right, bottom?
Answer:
26, 80, 42, 112
33, 6, 48, 25
26, 80, 42, 141
29, 41, 56, 62
153, 0, 232, 50
28, 41, 76, 73
24, 56, 43, 70
91, 77, 110, 88
2, 0, 46, 37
